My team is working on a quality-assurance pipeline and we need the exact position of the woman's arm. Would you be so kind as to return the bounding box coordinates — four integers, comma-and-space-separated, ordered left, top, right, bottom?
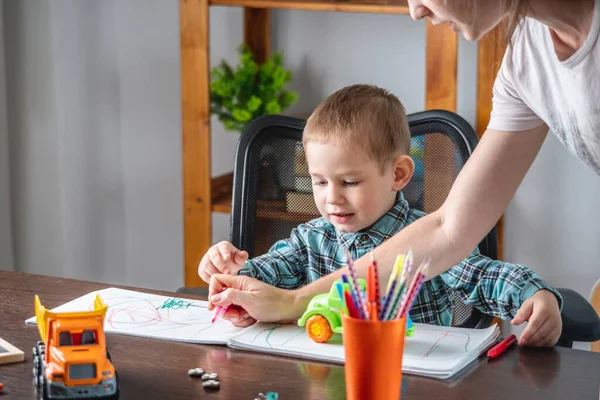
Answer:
292, 124, 550, 307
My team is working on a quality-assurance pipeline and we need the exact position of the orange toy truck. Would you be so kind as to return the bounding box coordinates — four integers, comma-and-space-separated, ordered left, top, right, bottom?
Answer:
32, 294, 119, 399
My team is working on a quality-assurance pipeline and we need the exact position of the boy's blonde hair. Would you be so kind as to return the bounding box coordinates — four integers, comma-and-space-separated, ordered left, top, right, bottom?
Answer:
303, 84, 411, 172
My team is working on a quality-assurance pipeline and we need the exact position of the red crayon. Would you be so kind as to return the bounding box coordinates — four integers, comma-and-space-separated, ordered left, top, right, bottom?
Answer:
487, 334, 517, 358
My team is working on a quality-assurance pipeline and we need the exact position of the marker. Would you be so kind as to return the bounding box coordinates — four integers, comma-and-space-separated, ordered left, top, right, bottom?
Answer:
487, 334, 517, 358
211, 305, 230, 323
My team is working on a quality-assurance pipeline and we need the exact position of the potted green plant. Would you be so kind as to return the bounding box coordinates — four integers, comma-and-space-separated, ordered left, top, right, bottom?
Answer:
210, 43, 299, 132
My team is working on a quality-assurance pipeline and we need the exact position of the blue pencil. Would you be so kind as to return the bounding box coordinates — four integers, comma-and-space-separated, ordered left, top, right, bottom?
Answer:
335, 281, 346, 313
379, 277, 398, 320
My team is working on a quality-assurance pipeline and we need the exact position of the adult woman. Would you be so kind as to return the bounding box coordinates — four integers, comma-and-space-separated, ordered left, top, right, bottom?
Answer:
206, 0, 599, 346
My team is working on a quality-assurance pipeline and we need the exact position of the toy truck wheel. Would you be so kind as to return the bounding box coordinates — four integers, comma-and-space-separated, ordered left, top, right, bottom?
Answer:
40, 374, 49, 400
305, 315, 334, 343
104, 372, 120, 400
33, 355, 40, 381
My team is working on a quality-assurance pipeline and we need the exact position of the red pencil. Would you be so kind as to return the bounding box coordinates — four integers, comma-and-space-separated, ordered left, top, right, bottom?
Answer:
487, 334, 517, 358
344, 290, 360, 319
367, 263, 376, 304
371, 255, 381, 318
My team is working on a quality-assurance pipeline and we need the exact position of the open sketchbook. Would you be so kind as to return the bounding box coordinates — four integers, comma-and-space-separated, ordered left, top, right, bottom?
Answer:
26, 287, 499, 380
25, 287, 243, 345
228, 322, 499, 380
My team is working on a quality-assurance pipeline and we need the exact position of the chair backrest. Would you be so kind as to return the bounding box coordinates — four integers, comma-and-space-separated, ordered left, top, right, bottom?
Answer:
230, 110, 498, 328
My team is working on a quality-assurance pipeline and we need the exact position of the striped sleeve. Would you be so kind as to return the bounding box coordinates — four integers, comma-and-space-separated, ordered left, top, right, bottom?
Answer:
440, 248, 563, 319
237, 225, 309, 289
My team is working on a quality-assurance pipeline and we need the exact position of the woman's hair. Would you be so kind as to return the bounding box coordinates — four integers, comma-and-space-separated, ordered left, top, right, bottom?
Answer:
504, 0, 531, 45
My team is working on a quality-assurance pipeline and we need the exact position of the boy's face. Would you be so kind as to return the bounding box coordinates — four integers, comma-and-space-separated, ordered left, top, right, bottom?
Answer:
305, 140, 410, 233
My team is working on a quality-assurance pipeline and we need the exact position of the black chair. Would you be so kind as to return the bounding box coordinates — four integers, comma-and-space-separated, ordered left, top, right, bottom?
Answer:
180, 111, 600, 347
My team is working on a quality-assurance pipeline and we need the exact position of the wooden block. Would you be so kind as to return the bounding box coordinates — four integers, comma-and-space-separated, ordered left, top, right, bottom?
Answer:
0, 337, 25, 364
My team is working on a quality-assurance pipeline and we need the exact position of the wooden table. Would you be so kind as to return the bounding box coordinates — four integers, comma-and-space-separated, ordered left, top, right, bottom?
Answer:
1, 270, 599, 399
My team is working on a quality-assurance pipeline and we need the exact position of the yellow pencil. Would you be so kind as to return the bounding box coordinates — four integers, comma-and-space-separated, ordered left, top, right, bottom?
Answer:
386, 253, 404, 294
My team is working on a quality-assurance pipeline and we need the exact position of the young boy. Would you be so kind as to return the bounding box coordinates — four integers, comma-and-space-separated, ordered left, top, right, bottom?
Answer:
199, 84, 562, 345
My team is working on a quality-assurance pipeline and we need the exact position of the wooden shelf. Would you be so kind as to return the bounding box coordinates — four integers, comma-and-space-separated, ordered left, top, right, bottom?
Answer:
211, 194, 233, 213
209, 0, 410, 14
256, 199, 320, 222
211, 173, 234, 213
211, 174, 320, 222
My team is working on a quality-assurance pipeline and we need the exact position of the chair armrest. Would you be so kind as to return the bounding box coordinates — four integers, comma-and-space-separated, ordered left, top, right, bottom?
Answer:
176, 286, 209, 297
557, 288, 600, 343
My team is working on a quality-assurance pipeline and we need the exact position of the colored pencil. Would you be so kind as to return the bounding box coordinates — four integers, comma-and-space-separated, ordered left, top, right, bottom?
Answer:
335, 281, 346, 314
386, 252, 414, 319
342, 273, 365, 319
344, 290, 360, 319
379, 277, 398, 320
371, 252, 382, 318
396, 259, 429, 319
345, 250, 368, 319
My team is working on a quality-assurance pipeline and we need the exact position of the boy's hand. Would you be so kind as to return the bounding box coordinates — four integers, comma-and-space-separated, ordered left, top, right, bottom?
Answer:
511, 289, 562, 347
198, 241, 249, 283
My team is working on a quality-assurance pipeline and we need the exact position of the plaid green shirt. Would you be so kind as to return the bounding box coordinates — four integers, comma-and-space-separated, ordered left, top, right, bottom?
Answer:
239, 193, 563, 326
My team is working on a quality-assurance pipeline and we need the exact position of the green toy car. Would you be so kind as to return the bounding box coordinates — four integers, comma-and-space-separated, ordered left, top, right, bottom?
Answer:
297, 278, 415, 343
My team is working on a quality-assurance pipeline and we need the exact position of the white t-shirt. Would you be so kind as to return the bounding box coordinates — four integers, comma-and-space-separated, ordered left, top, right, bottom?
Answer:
488, 0, 600, 175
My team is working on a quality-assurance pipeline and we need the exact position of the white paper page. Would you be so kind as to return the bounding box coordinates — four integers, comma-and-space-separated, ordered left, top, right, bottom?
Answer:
227, 322, 499, 379
26, 287, 244, 345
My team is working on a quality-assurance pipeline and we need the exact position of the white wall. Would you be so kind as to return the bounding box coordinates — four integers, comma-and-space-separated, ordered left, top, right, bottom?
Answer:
504, 133, 600, 350
4, 0, 183, 290
0, 1, 13, 271
505, 133, 600, 299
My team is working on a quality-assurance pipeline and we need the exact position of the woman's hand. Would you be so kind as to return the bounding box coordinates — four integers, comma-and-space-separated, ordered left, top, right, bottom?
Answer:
208, 274, 310, 327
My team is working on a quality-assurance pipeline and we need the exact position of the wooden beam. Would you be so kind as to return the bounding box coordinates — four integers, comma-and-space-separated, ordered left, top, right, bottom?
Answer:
425, 20, 457, 111
244, 7, 271, 63
476, 23, 507, 331
212, 0, 410, 15
180, 0, 211, 288
476, 23, 506, 138
477, 23, 507, 260
423, 21, 457, 212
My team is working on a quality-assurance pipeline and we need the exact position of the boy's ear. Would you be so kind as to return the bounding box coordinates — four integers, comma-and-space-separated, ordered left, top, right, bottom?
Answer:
392, 155, 414, 191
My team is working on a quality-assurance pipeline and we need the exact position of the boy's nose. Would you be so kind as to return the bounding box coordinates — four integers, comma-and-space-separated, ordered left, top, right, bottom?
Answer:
326, 186, 344, 205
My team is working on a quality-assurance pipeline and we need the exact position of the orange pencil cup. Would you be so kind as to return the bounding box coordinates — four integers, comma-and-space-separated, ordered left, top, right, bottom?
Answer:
342, 313, 407, 400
